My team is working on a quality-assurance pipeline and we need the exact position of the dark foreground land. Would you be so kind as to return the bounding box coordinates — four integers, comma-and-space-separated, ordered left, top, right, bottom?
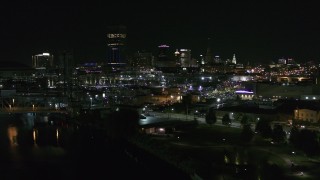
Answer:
0, 115, 190, 180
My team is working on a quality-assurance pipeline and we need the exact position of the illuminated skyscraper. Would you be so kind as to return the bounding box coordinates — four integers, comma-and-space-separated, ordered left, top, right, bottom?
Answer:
158, 44, 170, 61
213, 55, 221, 64
232, 54, 237, 64
179, 49, 191, 67
278, 58, 286, 64
106, 25, 127, 66
156, 44, 175, 68
174, 49, 180, 66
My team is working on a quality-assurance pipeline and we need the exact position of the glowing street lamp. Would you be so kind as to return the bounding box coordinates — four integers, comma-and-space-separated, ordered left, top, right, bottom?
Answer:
90, 97, 92, 108
194, 110, 198, 120
12, 99, 14, 110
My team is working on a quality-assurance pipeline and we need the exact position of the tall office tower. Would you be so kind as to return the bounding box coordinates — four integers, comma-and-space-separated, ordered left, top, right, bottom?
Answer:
179, 49, 192, 67
213, 55, 221, 64
232, 54, 237, 64
174, 49, 180, 66
278, 58, 287, 64
287, 58, 294, 64
158, 44, 170, 61
106, 25, 127, 66
56, 51, 74, 96
156, 44, 175, 67
204, 38, 213, 65
199, 54, 205, 65
32, 52, 54, 69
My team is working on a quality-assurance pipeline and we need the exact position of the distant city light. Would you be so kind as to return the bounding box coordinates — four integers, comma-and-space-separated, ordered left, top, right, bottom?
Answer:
158, 45, 169, 48
235, 90, 254, 94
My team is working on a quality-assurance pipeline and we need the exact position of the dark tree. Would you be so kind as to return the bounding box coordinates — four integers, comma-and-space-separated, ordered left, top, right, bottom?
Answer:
289, 126, 300, 147
182, 93, 192, 115
105, 109, 140, 141
255, 118, 272, 138
272, 124, 286, 143
260, 161, 285, 180
299, 129, 320, 156
240, 115, 249, 126
222, 114, 231, 126
205, 108, 217, 125
241, 124, 254, 142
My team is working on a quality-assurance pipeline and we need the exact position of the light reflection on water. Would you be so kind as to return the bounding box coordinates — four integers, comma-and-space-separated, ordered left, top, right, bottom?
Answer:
7, 125, 18, 147
1, 113, 69, 163
33, 128, 38, 146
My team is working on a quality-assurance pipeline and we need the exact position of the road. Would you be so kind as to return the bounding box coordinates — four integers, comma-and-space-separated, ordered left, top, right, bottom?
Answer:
140, 111, 242, 128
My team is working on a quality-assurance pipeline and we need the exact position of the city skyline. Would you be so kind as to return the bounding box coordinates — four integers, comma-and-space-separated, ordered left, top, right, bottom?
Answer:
1, 1, 320, 66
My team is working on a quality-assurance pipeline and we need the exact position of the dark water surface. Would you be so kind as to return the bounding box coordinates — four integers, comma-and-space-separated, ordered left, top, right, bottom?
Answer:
0, 113, 190, 180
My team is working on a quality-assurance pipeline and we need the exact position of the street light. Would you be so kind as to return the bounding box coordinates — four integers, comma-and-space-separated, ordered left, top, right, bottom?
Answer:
194, 110, 198, 121
90, 97, 92, 108
12, 98, 14, 110
167, 108, 174, 119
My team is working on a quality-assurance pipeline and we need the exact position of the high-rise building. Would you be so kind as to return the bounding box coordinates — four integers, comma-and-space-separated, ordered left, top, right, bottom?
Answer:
200, 54, 205, 65
213, 55, 221, 64
158, 44, 170, 61
287, 58, 295, 64
156, 44, 175, 68
232, 54, 237, 64
174, 49, 180, 66
179, 49, 191, 67
106, 25, 127, 66
278, 58, 286, 64
32, 52, 54, 69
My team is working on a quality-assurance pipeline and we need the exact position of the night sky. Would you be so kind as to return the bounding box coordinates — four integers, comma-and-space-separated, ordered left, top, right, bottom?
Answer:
1, 1, 320, 66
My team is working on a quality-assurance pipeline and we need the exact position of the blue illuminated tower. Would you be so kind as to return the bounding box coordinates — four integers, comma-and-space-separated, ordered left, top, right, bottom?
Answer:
106, 25, 127, 66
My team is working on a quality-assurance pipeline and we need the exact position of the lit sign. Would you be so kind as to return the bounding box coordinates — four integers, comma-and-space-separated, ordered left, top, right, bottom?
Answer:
158, 45, 169, 48
107, 33, 126, 38
235, 90, 254, 94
